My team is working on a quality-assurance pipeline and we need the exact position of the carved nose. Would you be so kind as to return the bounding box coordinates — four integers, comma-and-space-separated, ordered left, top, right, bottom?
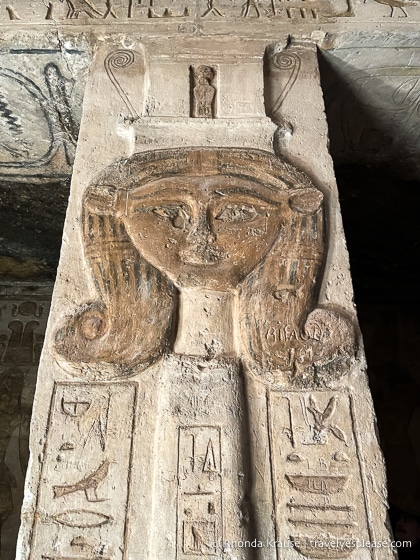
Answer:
187, 214, 215, 243
183, 215, 221, 265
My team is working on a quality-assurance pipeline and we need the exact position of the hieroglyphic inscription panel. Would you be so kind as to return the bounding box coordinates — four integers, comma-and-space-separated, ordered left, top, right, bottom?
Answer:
177, 426, 223, 558
0, 284, 52, 559
269, 391, 374, 559
3, 0, 399, 22
29, 382, 136, 560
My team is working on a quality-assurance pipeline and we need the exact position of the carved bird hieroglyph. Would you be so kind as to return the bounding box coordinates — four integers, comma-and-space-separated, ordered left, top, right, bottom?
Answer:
61, 0, 104, 18
368, 0, 417, 17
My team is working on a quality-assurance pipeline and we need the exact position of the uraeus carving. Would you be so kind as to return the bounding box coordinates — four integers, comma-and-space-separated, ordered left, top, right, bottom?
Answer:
55, 148, 356, 386
264, 47, 301, 123
104, 50, 147, 120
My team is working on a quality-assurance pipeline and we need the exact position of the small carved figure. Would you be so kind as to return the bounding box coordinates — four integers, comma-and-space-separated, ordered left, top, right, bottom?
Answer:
60, 0, 104, 18
191, 66, 217, 118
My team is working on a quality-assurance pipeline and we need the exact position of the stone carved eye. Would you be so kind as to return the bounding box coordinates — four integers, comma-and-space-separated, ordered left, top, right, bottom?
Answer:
137, 203, 192, 230
215, 204, 259, 223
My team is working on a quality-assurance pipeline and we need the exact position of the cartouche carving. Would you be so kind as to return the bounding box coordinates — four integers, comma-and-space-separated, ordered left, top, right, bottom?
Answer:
177, 426, 223, 558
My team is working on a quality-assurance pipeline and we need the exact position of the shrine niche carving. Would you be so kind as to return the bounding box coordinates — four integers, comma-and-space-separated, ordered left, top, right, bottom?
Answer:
190, 65, 217, 118
55, 147, 357, 386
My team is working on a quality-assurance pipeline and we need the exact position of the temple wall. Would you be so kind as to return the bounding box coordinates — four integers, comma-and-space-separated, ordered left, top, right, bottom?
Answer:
1, 5, 419, 559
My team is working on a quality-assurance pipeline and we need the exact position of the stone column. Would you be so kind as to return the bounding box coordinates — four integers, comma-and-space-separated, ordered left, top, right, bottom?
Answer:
17, 37, 394, 560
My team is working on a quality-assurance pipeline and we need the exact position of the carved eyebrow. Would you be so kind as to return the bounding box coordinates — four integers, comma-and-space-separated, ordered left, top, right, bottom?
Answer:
210, 187, 281, 205
129, 188, 195, 201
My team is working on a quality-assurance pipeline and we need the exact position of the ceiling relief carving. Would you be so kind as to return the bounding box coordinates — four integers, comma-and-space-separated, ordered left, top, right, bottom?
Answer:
55, 148, 358, 386
1, 0, 419, 22
0, 49, 88, 182
321, 48, 420, 179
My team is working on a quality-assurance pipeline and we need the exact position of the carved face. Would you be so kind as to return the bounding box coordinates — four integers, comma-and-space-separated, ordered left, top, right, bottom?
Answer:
121, 175, 285, 289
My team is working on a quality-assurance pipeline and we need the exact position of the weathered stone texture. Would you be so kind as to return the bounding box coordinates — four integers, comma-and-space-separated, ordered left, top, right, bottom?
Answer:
7, 35, 396, 560
0, 282, 52, 560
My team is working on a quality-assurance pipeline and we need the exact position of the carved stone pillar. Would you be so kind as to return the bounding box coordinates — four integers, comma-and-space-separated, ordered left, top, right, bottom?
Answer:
17, 38, 394, 560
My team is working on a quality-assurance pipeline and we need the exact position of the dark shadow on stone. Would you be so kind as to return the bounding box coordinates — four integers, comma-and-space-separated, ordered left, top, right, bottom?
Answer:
0, 179, 70, 280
